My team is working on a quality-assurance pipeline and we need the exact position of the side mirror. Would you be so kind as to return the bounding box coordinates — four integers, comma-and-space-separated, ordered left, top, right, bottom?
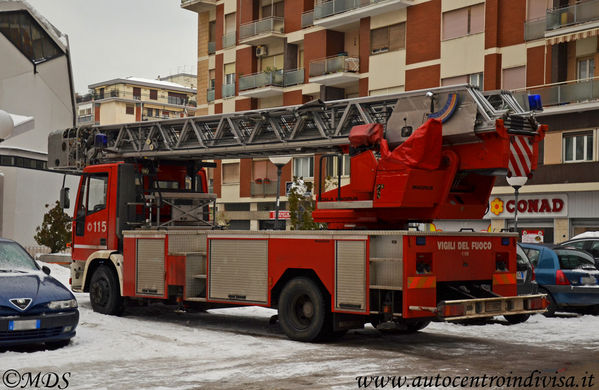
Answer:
42, 265, 51, 275
60, 187, 70, 209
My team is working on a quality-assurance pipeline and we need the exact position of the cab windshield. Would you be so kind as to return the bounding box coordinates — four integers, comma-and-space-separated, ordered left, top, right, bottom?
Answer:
0, 242, 38, 272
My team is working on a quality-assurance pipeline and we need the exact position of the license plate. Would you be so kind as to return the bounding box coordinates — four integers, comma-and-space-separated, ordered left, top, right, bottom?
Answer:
580, 276, 596, 285
517, 271, 526, 281
9, 319, 40, 331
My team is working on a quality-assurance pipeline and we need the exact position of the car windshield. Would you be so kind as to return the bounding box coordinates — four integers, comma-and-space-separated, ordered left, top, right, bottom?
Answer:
0, 242, 38, 272
555, 250, 596, 270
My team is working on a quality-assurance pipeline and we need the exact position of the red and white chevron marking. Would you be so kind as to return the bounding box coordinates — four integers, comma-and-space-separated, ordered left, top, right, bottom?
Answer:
509, 136, 533, 177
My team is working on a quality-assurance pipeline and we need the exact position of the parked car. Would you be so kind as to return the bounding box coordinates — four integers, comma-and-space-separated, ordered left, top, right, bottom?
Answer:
557, 232, 599, 267
520, 243, 599, 316
504, 245, 538, 324
0, 238, 78, 348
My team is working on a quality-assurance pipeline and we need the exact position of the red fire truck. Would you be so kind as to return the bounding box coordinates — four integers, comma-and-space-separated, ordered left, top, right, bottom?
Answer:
48, 85, 547, 341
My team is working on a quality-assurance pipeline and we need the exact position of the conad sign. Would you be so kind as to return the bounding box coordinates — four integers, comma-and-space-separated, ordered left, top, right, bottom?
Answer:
487, 194, 568, 219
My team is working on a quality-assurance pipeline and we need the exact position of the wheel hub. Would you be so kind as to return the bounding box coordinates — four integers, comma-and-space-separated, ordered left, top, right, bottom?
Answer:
302, 301, 314, 318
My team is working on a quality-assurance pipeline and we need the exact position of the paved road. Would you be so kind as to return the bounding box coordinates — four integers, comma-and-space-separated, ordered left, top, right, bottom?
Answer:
4, 294, 599, 390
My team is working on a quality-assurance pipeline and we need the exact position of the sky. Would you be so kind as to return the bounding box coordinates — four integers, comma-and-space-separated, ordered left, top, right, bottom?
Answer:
26, 0, 198, 94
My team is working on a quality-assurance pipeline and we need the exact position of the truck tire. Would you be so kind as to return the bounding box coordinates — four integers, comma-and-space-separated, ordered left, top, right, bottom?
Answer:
504, 314, 530, 324
278, 277, 329, 342
89, 265, 123, 315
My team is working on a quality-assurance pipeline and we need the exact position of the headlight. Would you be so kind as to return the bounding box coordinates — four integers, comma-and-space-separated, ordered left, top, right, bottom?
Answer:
47, 299, 78, 310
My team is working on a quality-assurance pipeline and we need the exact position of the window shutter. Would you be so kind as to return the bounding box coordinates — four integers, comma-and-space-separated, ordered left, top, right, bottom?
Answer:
371, 27, 388, 53
388, 23, 406, 51
442, 8, 468, 40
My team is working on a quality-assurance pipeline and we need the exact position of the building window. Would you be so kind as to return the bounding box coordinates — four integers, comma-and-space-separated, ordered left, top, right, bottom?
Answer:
442, 4, 484, 40
133, 87, 141, 100
262, 1, 284, 18
222, 162, 240, 184
442, 72, 483, 89
293, 156, 314, 178
125, 104, 134, 115
502, 66, 525, 90
168, 92, 187, 105
224, 63, 236, 85
370, 23, 406, 54
578, 58, 595, 80
0, 11, 62, 66
563, 131, 593, 163
149, 89, 157, 100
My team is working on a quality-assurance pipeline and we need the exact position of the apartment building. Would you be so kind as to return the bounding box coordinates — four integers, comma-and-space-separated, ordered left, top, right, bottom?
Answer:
182, 0, 599, 240
89, 77, 198, 126
158, 72, 198, 90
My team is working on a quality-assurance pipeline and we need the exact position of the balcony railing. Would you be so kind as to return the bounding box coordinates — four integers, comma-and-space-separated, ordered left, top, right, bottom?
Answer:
284, 68, 305, 86
207, 88, 215, 102
309, 55, 359, 77
301, 10, 314, 27
239, 69, 306, 91
516, 77, 599, 108
239, 70, 284, 91
222, 31, 236, 48
251, 181, 278, 196
524, 18, 545, 41
314, 0, 394, 20
222, 83, 235, 98
208, 41, 215, 54
546, 0, 599, 31
239, 17, 284, 40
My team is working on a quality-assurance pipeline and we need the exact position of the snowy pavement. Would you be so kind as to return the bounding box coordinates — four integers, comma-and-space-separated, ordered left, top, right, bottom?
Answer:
2, 263, 599, 389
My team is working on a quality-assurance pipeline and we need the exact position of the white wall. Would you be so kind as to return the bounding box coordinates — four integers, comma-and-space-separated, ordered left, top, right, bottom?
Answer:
0, 166, 78, 247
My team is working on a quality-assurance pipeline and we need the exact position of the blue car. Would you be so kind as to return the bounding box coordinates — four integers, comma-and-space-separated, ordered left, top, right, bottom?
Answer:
520, 243, 599, 316
0, 238, 78, 348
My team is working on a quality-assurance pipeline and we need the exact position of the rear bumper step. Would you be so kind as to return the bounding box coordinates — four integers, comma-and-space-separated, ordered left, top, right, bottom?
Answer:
435, 294, 547, 320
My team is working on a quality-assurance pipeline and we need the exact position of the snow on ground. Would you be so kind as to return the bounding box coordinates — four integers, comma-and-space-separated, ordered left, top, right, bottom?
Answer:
2, 262, 598, 389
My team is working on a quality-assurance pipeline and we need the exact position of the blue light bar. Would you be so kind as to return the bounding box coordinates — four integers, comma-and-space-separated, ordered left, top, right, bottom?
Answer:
501, 237, 510, 246
528, 94, 543, 111
95, 133, 107, 148
416, 237, 426, 246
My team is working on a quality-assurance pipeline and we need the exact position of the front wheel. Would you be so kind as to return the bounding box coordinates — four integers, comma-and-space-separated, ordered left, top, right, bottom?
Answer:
278, 277, 329, 342
89, 265, 123, 315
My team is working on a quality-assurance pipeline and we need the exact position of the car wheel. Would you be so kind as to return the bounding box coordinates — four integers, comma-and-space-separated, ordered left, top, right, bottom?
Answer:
89, 265, 123, 315
504, 314, 530, 324
540, 288, 557, 317
278, 277, 329, 342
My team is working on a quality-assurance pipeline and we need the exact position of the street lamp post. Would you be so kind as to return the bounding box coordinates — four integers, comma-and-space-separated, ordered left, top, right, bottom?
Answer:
506, 176, 528, 235
269, 156, 292, 230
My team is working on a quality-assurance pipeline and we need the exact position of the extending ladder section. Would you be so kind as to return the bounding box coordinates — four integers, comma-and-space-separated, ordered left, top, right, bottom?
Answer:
48, 85, 541, 171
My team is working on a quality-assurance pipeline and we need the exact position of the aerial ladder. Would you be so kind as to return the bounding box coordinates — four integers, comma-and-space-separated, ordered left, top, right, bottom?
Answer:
48, 85, 548, 341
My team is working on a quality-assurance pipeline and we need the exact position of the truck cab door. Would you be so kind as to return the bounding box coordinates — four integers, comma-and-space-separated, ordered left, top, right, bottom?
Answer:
72, 172, 110, 261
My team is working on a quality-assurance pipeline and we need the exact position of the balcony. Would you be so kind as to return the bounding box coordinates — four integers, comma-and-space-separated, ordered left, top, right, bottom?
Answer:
524, 18, 545, 41
222, 31, 236, 49
309, 55, 360, 86
301, 10, 314, 28
251, 181, 278, 196
238, 69, 305, 98
546, 0, 599, 35
222, 83, 235, 98
208, 41, 215, 54
207, 88, 215, 102
517, 77, 599, 111
180, 0, 216, 13
239, 17, 285, 46
313, 0, 411, 29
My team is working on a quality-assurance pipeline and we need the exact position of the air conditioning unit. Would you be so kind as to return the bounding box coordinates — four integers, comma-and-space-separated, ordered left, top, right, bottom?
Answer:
256, 45, 268, 57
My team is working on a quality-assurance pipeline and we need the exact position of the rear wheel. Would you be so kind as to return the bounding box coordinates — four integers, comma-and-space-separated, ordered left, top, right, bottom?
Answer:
540, 288, 557, 317
504, 314, 530, 324
278, 277, 329, 342
89, 265, 123, 315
